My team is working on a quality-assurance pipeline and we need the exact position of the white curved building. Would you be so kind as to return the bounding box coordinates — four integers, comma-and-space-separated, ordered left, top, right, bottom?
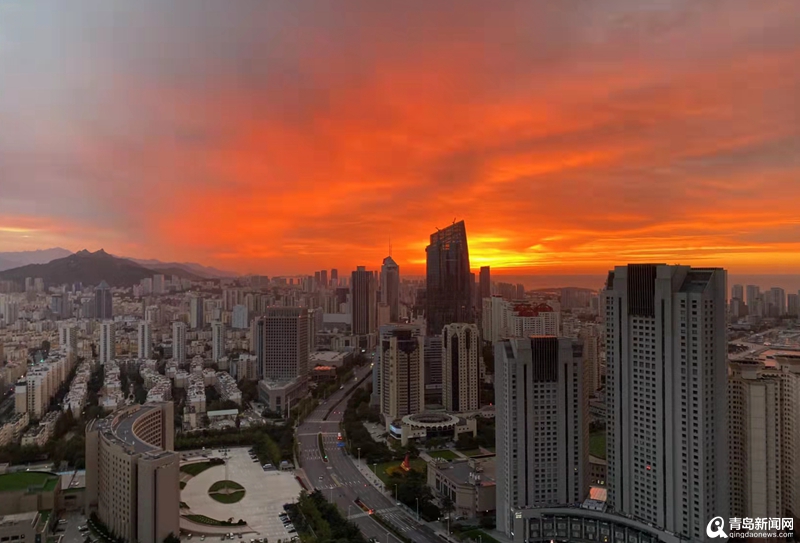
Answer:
85, 403, 179, 543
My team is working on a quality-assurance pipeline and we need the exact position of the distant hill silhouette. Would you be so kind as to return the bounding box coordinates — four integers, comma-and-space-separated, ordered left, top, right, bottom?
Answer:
0, 247, 72, 271
0, 249, 203, 287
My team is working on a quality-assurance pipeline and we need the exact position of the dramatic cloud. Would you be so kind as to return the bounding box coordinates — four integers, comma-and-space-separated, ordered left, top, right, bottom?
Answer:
1, 0, 799, 274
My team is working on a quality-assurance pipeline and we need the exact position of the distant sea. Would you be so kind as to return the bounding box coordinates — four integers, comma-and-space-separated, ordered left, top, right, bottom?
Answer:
484, 274, 800, 293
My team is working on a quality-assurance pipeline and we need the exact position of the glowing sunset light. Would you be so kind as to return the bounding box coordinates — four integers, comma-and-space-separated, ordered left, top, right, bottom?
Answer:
0, 1, 799, 275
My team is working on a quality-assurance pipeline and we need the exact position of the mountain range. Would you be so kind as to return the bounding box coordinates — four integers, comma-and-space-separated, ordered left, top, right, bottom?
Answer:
0, 247, 72, 272
0, 249, 237, 287
0, 248, 237, 278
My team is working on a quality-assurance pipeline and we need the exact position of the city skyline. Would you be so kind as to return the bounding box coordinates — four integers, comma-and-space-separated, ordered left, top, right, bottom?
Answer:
2, 2, 800, 275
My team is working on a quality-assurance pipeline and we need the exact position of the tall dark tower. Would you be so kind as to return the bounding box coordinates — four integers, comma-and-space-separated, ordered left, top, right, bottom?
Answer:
425, 220, 472, 335
94, 280, 113, 320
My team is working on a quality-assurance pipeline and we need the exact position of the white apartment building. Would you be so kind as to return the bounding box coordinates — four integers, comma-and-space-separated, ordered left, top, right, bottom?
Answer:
211, 321, 225, 362
172, 321, 187, 363
99, 321, 115, 365
378, 324, 424, 427
495, 336, 590, 536
442, 323, 481, 412
481, 296, 559, 344
137, 321, 153, 359
604, 264, 728, 542
728, 356, 800, 520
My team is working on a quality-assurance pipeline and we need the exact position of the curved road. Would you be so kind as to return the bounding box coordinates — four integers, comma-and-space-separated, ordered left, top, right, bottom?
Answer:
297, 364, 442, 543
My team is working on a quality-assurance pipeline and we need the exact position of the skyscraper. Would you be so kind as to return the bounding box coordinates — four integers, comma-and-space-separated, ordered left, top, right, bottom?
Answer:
94, 280, 113, 320
137, 321, 152, 359
211, 321, 225, 362
479, 266, 491, 299
378, 324, 425, 425
232, 304, 249, 329
261, 307, 309, 381
99, 321, 115, 364
746, 284, 760, 309
731, 283, 744, 301
189, 296, 204, 329
425, 220, 473, 335
320, 269, 328, 287
442, 323, 480, 412
172, 321, 186, 363
603, 264, 728, 540
728, 357, 800, 521
152, 274, 165, 295
351, 266, 377, 336
380, 256, 400, 323
330, 268, 338, 287
495, 336, 589, 535
769, 286, 786, 316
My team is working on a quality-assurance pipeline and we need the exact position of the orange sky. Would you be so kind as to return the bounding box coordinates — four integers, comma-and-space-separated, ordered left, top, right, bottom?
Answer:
2, 1, 800, 275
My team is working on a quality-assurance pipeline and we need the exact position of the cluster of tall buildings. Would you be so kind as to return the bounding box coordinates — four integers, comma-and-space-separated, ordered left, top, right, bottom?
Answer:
731, 283, 800, 319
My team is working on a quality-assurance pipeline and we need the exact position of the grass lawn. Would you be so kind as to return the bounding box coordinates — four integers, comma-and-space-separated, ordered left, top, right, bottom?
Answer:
180, 461, 217, 477
373, 459, 427, 486
0, 472, 59, 492
428, 450, 459, 461
209, 480, 244, 492
590, 432, 606, 459
182, 514, 241, 527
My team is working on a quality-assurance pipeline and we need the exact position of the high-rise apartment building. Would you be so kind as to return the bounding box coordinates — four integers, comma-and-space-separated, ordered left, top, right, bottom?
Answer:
746, 284, 760, 309
232, 304, 249, 329
137, 321, 152, 359
769, 287, 786, 316
223, 288, 242, 311
379, 324, 425, 425
351, 266, 377, 336
426, 220, 473, 335
320, 269, 328, 287
59, 323, 79, 355
261, 307, 309, 381
189, 296, 204, 329
85, 403, 179, 543
479, 266, 491, 299
172, 321, 186, 363
423, 335, 443, 405
789, 293, 800, 318
495, 336, 590, 535
380, 257, 400, 323
152, 274, 165, 295
330, 269, 338, 287
603, 264, 728, 541
211, 321, 225, 362
442, 323, 480, 412
94, 281, 113, 320
728, 357, 800, 521
99, 321, 115, 365
731, 284, 744, 302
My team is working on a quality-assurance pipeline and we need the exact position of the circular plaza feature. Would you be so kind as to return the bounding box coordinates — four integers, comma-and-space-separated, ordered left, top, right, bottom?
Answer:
208, 480, 246, 504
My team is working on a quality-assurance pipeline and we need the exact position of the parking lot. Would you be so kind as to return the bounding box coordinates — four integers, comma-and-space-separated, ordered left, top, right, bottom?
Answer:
181, 446, 302, 542
57, 511, 89, 543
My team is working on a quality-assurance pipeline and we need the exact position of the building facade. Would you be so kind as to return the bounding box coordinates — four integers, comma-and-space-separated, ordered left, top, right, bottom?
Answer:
85, 403, 179, 543
495, 336, 590, 536
380, 256, 400, 323
603, 264, 728, 541
379, 324, 425, 426
351, 266, 377, 336
261, 307, 309, 381
425, 220, 473, 335
99, 321, 115, 365
442, 323, 481, 413
137, 321, 152, 359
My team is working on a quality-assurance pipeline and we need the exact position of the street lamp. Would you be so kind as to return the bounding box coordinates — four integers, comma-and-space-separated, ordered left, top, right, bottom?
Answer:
415, 497, 419, 521
357, 447, 361, 464
394, 484, 398, 504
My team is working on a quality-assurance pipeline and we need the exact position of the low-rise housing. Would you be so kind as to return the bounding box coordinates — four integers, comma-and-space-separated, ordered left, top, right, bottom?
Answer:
427, 456, 496, 520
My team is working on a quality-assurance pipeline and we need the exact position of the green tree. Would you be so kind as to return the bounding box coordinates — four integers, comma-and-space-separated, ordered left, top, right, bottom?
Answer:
163, 533, 181, 543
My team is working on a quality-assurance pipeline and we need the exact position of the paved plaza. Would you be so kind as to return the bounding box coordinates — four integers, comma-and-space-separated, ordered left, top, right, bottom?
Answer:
181, 447, 302, 541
